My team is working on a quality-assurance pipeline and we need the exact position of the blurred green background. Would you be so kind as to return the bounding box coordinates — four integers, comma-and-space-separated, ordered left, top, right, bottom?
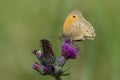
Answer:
0, 0, 120, 80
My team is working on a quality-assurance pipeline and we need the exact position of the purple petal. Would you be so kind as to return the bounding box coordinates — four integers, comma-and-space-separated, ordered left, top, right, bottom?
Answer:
33, 62, 40, 70
43, 65, 54, 74
62, 40, 80, 59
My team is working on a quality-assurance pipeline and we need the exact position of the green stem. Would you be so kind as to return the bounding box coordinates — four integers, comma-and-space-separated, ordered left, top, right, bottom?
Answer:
55, 77, 62, 80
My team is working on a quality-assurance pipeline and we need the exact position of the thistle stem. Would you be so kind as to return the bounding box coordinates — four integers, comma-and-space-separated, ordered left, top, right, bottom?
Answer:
55, 77, 62, 80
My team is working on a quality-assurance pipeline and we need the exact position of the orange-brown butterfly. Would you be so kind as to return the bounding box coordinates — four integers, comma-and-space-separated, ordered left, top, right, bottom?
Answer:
61, 9, 96, 41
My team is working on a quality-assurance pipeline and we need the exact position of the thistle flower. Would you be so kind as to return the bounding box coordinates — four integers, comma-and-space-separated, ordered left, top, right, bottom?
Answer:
43, 65, 55, 74
62, 39, 80, 59
32, 39, 80, 80
33, 49, 42, 59
33, 62, 40, 71
40, 39, 56, 65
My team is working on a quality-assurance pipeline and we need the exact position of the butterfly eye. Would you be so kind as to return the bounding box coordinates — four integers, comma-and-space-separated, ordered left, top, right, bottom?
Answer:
73, 15, 76, 18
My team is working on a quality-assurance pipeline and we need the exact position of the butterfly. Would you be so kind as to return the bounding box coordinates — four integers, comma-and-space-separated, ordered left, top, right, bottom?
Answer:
61, 9, 96, 41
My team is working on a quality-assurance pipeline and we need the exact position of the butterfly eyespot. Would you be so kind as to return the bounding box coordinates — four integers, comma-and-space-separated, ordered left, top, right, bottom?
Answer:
73, 15, 76, 18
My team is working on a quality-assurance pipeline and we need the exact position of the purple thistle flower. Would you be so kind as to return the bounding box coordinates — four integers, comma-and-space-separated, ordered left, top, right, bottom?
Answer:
33, 49, 43, 60
33, 62, 40, 71
43, 65, 55, 74
33, 50, 42, 56
32, 39, 80, 79
62, 39, 80, 59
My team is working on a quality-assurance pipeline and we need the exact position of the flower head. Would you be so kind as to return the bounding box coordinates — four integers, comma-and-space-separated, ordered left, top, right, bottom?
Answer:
43, 65, 55, 74
32, 39, 80, 80
40, 39, 56, 65
33, 49, 42, 59
33, 62, 40, 71
62, 39, 80, 59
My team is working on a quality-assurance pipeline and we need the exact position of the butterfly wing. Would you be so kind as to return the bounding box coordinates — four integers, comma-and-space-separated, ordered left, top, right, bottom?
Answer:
64, 20, 96, 41
63, 10, 83, 35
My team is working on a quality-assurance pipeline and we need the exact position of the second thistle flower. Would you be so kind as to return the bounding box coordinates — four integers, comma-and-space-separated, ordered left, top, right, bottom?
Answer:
62, 39, 80, 59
